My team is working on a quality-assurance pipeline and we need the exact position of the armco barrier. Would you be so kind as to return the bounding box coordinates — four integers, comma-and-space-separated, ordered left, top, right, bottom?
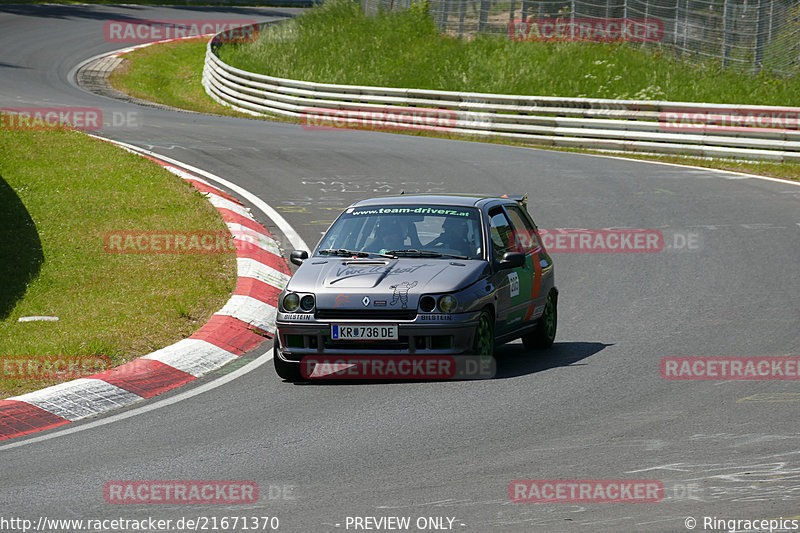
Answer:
202, 22, 800, 162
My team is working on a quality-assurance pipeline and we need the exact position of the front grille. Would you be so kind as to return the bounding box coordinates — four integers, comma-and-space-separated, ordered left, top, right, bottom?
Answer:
315, 309, 418, 320
280, 333, 454, 358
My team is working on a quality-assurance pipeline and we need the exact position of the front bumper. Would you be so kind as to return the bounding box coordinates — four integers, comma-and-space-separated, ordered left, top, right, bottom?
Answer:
275, 310, 480, 361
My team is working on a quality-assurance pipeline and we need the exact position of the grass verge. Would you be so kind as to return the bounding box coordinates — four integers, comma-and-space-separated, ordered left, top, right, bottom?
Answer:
0, 129, 236, 399
108, 37, 254, 118
220, 0, 800, 105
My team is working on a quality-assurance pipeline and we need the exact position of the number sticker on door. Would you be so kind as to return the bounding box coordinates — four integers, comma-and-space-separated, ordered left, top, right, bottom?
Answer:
508, 272, 520, 297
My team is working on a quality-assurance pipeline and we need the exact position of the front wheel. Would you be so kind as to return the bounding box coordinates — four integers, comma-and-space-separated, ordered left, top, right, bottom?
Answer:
473, 309, 495, 356
523, 289, 557, 350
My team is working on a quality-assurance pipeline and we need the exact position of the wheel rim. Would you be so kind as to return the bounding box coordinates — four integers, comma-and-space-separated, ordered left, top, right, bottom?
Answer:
543, 293, 556, 341
476, 313, 493, 355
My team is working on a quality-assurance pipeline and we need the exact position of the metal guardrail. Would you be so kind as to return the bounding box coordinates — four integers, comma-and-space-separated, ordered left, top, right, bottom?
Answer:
202, 22, 800, 162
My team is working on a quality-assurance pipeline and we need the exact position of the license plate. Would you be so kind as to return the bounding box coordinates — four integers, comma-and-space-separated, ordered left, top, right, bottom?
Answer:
331, 324, 398, 341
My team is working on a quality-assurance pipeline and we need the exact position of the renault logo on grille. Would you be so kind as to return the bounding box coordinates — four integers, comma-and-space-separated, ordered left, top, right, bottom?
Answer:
362, 296, 370, 306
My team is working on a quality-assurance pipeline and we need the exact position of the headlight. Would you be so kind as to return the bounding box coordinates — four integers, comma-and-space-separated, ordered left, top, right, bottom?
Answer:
419, 295, 436, 313
300, 294, 315, 311
283, 292, 300, 312
438, 295, 457, 313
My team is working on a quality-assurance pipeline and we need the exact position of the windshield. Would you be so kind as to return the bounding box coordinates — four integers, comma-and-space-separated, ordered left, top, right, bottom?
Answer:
316, 205, 484, 260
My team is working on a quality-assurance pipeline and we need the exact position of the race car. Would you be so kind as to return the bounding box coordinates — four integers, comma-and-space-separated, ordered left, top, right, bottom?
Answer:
273, 194, 557, 381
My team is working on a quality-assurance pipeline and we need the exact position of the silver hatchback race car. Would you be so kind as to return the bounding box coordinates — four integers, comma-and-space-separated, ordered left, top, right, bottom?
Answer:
273, 194, 557, 381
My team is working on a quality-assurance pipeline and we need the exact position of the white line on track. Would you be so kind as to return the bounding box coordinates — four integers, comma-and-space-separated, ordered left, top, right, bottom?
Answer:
0, 347, 273, 451
546, 149, 800, 187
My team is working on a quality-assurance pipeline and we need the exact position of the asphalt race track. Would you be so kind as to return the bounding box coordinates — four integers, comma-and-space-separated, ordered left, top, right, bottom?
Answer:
1, 5, 799, 532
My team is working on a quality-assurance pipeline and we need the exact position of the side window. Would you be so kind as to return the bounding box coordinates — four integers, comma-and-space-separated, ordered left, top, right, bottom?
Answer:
505, 205, 540, 253
488, 208, 514, 259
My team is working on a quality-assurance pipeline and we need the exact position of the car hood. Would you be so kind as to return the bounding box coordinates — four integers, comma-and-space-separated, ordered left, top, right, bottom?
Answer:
287, 257, 488, 309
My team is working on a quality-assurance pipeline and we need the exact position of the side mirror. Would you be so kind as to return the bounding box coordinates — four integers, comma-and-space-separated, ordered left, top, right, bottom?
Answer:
498, 251, 525, 270
290, 250, 309, 266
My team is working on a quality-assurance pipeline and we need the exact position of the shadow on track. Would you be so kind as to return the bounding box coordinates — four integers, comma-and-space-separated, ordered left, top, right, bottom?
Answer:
0, 62, 30, 70
493, 341, 611, 378
279, 341, 610, 385
0, 172, 43, 319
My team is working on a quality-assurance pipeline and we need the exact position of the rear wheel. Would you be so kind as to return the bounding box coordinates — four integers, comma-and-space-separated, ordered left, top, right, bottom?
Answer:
273, 342, 305, 382
473, 309, 494, 356
523, 289, 557, 350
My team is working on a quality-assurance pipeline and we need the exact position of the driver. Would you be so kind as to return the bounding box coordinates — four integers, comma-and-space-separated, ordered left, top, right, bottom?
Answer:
430, 217, 472, 257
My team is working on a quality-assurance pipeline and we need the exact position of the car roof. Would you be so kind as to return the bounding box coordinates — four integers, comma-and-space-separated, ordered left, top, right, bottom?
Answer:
350, 194, 519, 209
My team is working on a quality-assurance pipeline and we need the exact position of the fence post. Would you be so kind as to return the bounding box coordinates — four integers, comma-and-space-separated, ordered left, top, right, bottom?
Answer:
433, 0, 445, 30
673, 0, 680, 45
753, 0, 768, 72
722, 0, 731, 68
478, 0, 491, 32
682, 0, 688, 49
570, 0, 575, 39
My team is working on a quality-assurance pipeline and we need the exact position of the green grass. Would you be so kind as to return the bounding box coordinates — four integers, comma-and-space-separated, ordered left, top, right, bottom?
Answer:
106, 1, 800, 181
0, 130, 236, 398
109, 37, 253, 117
109, 31, 800, 182
219, 0, 800, 105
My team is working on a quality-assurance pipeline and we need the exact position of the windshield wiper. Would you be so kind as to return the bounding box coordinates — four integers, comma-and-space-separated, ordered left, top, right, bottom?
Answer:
318, 249, 396, 259
387, 249, 469, 260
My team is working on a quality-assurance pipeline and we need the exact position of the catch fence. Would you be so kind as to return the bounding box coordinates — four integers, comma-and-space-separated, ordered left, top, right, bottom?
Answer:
362, 0, 800, 74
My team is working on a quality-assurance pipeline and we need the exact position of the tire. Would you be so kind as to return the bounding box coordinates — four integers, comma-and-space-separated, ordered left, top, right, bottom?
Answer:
273, 342, 305, 382
523, 289, 557, 350
473, 309, 495, 356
